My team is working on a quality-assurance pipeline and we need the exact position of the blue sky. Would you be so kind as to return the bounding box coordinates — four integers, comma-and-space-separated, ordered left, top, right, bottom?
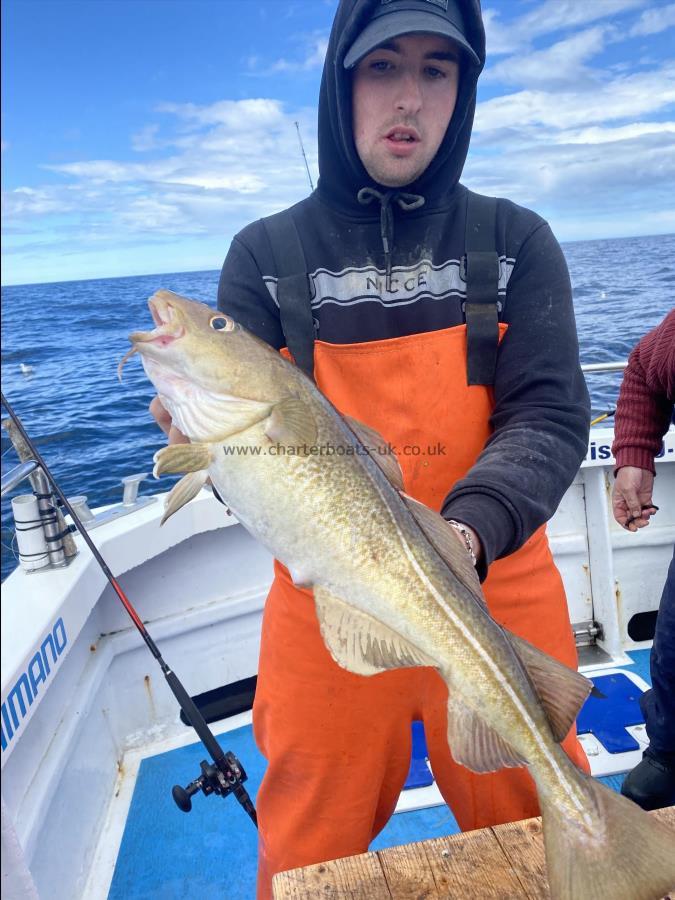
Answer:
2, 0, 674, 285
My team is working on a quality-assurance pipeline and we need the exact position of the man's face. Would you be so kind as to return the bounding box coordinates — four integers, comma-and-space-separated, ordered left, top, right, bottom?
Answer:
352, 33, 460, 188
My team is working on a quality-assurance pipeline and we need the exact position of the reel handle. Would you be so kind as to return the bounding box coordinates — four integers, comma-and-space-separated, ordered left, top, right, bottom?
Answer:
172, 777, 203, 813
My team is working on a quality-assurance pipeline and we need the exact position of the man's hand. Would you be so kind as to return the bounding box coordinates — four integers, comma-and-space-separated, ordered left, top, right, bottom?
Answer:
612, 466, 657, 531
149, 396, 189, 446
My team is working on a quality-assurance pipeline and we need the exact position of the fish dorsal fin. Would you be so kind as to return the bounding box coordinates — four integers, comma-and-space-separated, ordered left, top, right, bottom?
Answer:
507, 633, 595, 743
313, 585, 436, 676
447, 696, 526, 772
160, 470, 209, 525
344, 415, 405, 491
265, 397, 317, 454
400, 493, 483, 600
153, 442, 212, 477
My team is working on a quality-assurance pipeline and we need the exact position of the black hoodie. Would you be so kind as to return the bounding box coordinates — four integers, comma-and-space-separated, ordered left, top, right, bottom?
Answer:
217, 0, 590, 574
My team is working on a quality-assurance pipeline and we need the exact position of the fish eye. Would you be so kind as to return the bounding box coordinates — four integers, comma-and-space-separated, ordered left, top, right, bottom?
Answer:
210, 315, 235, 332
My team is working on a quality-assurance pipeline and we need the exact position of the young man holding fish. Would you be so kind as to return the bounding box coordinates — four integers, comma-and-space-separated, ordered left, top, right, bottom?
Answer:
148, 2, 675, 898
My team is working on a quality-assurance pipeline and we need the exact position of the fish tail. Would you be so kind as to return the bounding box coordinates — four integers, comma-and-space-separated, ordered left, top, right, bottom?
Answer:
540, 771, 675, 900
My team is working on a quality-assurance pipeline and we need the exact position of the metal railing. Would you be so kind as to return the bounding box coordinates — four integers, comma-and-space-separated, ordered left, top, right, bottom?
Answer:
581, 362, 627, 373
1, 460, 39, 497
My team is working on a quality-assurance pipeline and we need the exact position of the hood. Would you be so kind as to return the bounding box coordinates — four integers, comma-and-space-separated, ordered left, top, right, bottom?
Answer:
316, 0, 486, 215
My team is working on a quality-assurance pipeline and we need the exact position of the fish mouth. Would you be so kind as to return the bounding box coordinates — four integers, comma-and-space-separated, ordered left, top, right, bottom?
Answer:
118, 294, 186, 380
134, 296, 186, 347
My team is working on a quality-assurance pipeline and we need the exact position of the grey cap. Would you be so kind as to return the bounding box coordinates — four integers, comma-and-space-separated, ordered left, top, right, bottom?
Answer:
344, 0, 479, 69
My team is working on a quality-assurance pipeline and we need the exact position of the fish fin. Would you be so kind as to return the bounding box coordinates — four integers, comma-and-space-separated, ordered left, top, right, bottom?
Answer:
264, 397, 317, 454
344, 415, 405, 490
541, 773, 675, 900
507, 633, 594, 742
446, 696, 526, 772
400, 493, 483, 601
153, 443, 212, 477
160, 470, 208, 525
314, 586, 436, 676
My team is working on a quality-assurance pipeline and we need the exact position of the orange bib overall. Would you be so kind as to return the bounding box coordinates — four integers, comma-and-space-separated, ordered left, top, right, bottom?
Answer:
253, 325, 588, 897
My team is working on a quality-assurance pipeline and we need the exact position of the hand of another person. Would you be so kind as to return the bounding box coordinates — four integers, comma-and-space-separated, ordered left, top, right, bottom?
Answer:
612, 466, 657, 531
149, 396, 189, 446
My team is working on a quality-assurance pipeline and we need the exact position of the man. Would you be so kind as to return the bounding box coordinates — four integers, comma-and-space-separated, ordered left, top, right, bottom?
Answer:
611, 309, 675, 810
153, 1, 591, 896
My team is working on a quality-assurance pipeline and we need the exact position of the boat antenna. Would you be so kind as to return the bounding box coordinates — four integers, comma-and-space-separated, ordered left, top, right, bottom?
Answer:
0, 390, 258, 828
295, 121, 314, 191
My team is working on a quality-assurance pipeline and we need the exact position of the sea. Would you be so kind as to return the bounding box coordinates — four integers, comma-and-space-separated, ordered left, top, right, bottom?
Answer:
2, 232, 674, 581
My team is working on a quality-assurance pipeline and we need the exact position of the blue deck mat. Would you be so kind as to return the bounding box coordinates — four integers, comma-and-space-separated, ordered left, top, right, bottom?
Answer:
108, 650, 651, 899
577, 672, 646, 752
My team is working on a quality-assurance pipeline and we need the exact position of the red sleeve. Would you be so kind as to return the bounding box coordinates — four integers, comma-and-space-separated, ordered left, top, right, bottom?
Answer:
612, 310, 675, 474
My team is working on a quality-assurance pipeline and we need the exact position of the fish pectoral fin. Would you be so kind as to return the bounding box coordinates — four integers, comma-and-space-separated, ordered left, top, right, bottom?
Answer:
507, 633, 594, 742
344, 415, 405, 491
400, 494, 483, 599
314, 586, 436, 676
160, 470, 209, 525
264, 397, 317, 454
153, 443, 212, 477
447, 696, 526, 772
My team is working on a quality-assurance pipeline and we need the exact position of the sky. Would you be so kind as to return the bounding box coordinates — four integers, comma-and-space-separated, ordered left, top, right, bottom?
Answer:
1, 0, 674, 286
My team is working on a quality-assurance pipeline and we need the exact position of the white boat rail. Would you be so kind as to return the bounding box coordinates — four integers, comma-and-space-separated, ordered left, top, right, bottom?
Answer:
581, 362, 627, 373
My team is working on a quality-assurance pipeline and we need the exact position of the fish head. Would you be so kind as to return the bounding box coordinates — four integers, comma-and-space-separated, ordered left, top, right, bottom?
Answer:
122, 289, 282, 442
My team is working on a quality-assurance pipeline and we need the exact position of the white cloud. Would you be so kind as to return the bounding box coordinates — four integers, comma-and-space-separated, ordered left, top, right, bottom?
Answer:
131, 124, 161, 152
2, 97, 318, 273
555, 121, 675, 144
157, 98, 285, 130
475, 63, 675, 132
465, 124, 675, 238
516, 0, 646, 37
629, 2, 675, 35
2, 185, 78, 217
483, 0, 646, 56
248, 33, 328, 75
484, 26, 610, 87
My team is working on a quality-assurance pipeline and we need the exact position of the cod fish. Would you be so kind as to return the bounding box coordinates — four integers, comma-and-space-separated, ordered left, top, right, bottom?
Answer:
122, 290, 675, 900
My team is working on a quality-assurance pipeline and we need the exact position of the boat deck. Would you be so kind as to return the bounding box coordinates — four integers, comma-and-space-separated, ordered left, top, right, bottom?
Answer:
272, 807, 675, 899
105, 651, 653, 899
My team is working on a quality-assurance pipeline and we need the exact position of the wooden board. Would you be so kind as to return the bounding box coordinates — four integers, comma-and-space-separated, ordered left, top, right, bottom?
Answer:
272, 849, 391, 899
273, 806, 675, 899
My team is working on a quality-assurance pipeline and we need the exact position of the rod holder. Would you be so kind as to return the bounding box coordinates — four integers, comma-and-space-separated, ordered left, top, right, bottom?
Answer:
12, 493, 50, 572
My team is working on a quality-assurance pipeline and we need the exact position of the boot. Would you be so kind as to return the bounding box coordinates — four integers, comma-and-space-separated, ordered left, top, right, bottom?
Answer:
620, 747, 675, 811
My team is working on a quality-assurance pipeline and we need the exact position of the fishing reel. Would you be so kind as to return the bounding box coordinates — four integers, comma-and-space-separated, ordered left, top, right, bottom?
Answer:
172, 751, 256, 824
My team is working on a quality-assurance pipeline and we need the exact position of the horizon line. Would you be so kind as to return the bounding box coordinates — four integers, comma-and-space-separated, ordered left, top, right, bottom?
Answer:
2, 230, 674, 289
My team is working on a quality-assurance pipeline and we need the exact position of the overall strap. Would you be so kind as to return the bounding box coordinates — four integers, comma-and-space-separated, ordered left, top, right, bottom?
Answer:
262, 210, 316, 380
464, 191, 501, 386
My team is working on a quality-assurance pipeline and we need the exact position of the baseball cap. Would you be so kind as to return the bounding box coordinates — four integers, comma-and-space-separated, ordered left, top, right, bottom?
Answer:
344, 0, 479, 69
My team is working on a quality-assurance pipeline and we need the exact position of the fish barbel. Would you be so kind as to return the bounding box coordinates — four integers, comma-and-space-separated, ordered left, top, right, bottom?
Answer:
123, 290, 675, 900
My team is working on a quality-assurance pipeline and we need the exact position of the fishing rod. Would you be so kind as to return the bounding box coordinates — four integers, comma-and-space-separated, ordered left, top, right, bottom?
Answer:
1, 390, 257, 827
590, 408, 616, 426
295, 121, 314, 191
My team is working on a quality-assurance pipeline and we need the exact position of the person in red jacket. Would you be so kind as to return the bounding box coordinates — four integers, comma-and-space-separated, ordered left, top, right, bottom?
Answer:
612, 308, 675, 809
